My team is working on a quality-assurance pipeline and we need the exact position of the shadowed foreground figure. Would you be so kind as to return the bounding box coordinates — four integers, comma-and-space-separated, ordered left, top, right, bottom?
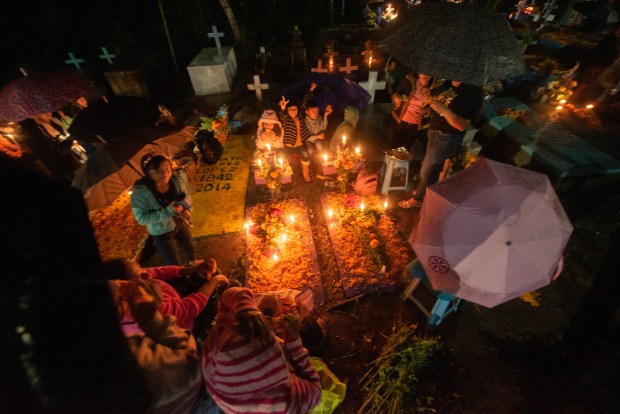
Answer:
0, 153, 150, 413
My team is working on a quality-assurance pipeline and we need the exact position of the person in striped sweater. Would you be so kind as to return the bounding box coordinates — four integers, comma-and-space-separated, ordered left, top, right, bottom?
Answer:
279, 90, 313, 182
202, 287, 322, 414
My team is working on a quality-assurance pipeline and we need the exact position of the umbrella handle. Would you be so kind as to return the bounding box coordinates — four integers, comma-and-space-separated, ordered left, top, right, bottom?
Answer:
551, 256, 564, 281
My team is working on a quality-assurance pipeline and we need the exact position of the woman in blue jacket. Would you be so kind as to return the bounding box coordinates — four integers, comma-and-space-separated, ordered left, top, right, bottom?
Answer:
131, 152, 195, 265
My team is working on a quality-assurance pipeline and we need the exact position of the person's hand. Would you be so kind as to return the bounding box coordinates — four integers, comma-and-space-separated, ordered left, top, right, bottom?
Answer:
317, 133, 325, 140
209, 274, 229, 287
272, 314, 301, 342
310, 82, 318, 91
279, 96, 289, 111
194, 258, 217, 276
324, 105, 333, 116
429, 100, 447, 116
181, 209, 191, 219
125, 279, 162, 326
173, 203, 184, 214
392, 94, 403, 107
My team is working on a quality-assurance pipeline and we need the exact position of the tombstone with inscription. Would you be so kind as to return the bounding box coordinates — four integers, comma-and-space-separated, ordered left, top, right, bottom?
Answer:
187, 26, 238, 95
99, 47, 151, 98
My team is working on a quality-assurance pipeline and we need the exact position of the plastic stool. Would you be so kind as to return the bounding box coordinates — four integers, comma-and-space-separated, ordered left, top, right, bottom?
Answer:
379, 154, 410, 195
401, 259, 461, 328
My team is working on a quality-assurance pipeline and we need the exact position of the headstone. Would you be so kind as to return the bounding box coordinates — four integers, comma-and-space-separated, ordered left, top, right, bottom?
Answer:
104, 70, 150, 98
187, 47, 238, 95
98, 47, 116, 64
339, 57, 358, 75
64, 52, 85, 70
358, 71, 386, 103
247, 74, 269, 101
311, 60, 329, 73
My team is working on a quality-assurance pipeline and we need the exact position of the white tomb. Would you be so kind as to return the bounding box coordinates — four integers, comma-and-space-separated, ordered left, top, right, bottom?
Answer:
187, 47, 237, 95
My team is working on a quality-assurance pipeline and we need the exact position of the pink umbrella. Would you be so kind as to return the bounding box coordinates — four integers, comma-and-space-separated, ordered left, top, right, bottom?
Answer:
0, 71, 93, 122
409, 158, 573, 308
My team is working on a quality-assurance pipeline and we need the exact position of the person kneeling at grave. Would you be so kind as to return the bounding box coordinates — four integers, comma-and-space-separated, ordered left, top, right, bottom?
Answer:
102, 258, 228, 337
108, 278, 204, 414
202, 287, 321, 414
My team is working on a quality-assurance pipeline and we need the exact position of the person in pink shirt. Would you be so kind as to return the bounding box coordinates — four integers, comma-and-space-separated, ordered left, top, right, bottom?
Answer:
102, 258, 228, 331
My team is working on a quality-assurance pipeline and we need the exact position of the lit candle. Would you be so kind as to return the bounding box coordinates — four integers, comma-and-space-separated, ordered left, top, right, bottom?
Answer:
266, 143, 271, 152
327, 209, 333, 220
555, 105, 563, 111
281, 233, 287, 242
586, 104, 594, 109
342, 135, 347, 146
289, 214, 295, 224
355, 147, 360, 155
244, 222, 250, 230
559, 99, 567, 104
360, 202, 365, 212
368, 55, 373, 68
383, 200, 388, 209
329, 56, 334, 70
273, 253, 279, 261
258, 159, 262, 168
279, 157, 283, 167
323, 154, 328, 164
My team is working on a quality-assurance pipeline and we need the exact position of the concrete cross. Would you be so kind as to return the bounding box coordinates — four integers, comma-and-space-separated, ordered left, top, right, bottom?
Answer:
339, 57, 358, 75
98, 47, 116, 64
207, 25, 225, 50
311, 60, 329, 73
358, 71, 386, 103
64, 52, 85, 70
247, 74, 269, 101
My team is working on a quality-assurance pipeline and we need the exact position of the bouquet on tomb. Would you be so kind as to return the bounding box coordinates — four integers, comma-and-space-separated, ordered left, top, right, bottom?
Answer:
198, 105, 229, 144
334, 148, 364, 193
254, 150, 292, 192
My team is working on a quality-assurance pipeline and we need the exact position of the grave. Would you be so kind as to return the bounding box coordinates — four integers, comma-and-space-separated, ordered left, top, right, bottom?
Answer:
481, 96, 620, 190
187, 47, 238, 95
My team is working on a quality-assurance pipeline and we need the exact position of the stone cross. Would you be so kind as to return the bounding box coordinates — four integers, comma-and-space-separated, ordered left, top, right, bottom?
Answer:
385, 3, 395, 16
247, 74, 269, 101
358, 71, 386, 103
339, 57, 358, 75
98, 47, 116, 64
311, 60, 329, 73
64, 52, 85, 70
208, 25, 225, 51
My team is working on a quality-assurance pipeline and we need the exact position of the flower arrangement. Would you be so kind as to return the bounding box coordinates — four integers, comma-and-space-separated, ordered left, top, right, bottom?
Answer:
254, 150, 292, 196
245, 200, 321, 293
498, 107, 529, 126
89, 193, 148, 261
198, 105, 229, 144
334, 148, 364, 193
323, 193, 410, 297
538, 75, 578, 104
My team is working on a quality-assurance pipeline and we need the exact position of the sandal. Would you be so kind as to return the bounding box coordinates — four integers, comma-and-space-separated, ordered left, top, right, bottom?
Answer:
398, 198, 422, 209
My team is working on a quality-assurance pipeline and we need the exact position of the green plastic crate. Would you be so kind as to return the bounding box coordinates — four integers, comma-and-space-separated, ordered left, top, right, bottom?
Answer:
308, 357, 347, 414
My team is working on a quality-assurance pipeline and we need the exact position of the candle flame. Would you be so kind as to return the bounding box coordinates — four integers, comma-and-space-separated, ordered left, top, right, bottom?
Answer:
384, 201, 388, 209
559, 99, 567, 104
266, 143, 271, 152
289, 215, 295, 223
586, 104, 594, 109
279, 158, 283, 166
327, 209, 333, 219
342, 135, 347, 146
273, 254, 279, 261
281, 233, 287, 242
355, 147, 360, 154
258, 159, 262, 167
360, 202, 365, 212
323, 154, 328, 163
555, 105, 563, 111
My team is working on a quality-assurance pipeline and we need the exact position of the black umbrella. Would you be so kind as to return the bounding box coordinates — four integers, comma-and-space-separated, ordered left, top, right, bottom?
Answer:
281, 73, 372, 112
380, 2, 526, 86
69, 96, 173, 143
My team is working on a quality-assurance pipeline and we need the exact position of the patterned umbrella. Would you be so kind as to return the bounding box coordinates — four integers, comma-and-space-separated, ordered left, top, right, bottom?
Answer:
0, 71, 93, 122
282, 73, 371, 112
380, 2, 526, 86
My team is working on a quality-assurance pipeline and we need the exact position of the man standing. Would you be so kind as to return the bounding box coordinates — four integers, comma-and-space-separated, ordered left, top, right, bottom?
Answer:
398, 80, 483, 209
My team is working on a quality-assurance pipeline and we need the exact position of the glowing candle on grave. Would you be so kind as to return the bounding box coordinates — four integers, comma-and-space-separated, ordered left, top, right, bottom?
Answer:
289, 214, 295, 224
273, 253, 279, 261
281, 233, 287, 242
586, 104, 594, 109
279, 158, 284, 168
244, 222, 250, 231
329, 56, 334, 71
360, 202, 365, 212
384, 200, 388, 209
327, 209, 333, 220
555, 105, 563, 111
368, 55, 373, 68
342, 135, 347, 146
355, 146, 360, 155
559, 99, 567, 104
266, 143, 271, 152
323, 154, 328, 164
258, 159, 262, 168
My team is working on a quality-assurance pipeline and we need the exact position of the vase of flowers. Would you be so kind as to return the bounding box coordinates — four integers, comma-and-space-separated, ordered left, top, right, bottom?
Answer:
198, 105, 230, 144
334, 148, 365, 194
254, 150, 291, 199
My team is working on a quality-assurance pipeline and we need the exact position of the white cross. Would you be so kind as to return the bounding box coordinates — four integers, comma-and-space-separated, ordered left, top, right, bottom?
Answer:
385, 3, 395, 15
358, 71, 386, 103
339, 57, 358, 75
98, 47, 116, 64
247, 74, 269, 101
64, 52, 85, 69
207, 26, 225, 50
311, 60, 329, 73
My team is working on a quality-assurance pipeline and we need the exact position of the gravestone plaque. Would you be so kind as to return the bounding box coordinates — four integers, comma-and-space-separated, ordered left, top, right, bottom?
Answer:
187, 47, 237, 95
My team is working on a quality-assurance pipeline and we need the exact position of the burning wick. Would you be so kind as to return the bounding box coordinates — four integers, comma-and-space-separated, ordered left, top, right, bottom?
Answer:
273, 254, 279, 261
342, 135, 347, 146
360, 202, 365, 212
289, 215, 295, 224
281, 233, 287, 242
329, 57, 334, 69
368, 56, 373, 67
559, 99, 567, 104
323, 154, 328, 164
279, 157, 284, 167
327, 209, 333, 220
355, 147, 360, 155
244, 221, 250, 230
258, 159, 262, 168
586, 104, 594, 109
266, 143, 271, 152
383, 201, 388, 209
555, 105, 563, 111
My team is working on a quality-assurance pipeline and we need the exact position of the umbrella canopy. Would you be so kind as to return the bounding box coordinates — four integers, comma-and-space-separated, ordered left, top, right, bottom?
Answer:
281, 73, 371, 112
69, 96, 169, 143
380, 2, 526, 86
73, 126, 196, 211
0, 71, 93, 122
409, 158, 573, 308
